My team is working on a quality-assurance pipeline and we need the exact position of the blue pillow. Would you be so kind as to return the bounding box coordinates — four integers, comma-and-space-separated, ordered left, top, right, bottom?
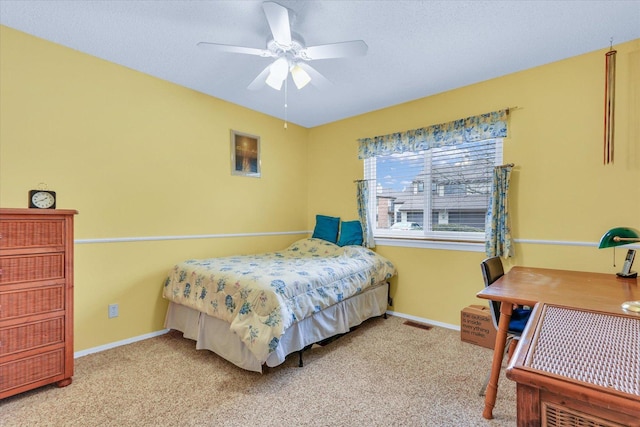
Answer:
312, 214, 340, 244
338, 220, 363, 246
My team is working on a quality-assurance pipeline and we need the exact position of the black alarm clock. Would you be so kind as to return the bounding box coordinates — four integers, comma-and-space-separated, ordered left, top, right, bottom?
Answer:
29, 189, 56, 209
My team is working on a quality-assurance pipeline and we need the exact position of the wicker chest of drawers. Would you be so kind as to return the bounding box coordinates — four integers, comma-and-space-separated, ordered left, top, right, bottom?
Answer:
0, 208, 77, 399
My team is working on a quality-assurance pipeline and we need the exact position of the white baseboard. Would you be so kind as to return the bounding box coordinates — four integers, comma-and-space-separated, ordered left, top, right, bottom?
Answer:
386, 310, 460, 331
74, 329, 170, 359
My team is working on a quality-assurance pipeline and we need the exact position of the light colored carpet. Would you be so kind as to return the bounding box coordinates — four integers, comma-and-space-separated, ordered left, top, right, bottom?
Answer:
0, 315, 516, 426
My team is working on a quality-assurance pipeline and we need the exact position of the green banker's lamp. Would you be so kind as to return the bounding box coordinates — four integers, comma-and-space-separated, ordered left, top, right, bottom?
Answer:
599, 227, 640, 313
598, 227, 640, 278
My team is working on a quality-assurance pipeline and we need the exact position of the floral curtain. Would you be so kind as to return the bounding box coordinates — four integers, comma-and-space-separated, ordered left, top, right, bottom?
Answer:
357, 109, 508, 159
485, 164, 514, 258
356, 180, 375, 248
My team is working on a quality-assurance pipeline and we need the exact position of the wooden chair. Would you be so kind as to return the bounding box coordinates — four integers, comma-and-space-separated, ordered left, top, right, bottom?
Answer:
478, 256, 531, 396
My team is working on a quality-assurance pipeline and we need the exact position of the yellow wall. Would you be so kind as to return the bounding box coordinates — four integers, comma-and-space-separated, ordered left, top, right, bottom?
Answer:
0, 26, 309, 349
1, 25, 639, 349
308, 39, 640, 325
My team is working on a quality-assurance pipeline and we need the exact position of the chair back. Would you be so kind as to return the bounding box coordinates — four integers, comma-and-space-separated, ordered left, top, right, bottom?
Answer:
481, 257, 504, 331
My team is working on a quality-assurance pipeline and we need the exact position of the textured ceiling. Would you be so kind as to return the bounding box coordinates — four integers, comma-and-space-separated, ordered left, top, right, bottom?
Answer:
1, 1, 639, 128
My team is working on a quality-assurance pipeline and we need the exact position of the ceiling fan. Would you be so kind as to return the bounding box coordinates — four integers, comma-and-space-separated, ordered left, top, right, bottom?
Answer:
197, 1, 368, 91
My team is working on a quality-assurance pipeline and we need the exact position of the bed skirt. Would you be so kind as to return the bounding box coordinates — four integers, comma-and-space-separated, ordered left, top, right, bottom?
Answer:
164, 280, 389, 372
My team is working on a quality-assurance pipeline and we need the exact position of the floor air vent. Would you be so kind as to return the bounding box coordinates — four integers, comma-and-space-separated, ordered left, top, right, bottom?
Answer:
403, 320, 433, 331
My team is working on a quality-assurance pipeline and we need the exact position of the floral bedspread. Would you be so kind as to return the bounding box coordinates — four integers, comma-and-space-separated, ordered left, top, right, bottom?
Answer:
163, 238, 396, 363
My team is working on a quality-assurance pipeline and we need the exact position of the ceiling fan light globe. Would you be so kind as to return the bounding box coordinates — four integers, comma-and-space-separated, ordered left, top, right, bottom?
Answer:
266, 57, 289, 90
270, 57, 289, 77
265, 73, 284, 90
291, 65, 311, 89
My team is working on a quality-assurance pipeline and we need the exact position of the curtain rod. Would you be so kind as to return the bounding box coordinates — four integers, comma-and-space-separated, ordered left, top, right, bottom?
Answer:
497, 163, 515, 168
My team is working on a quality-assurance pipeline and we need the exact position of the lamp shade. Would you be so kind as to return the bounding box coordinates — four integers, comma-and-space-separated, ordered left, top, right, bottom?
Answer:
598, 227, 640, 249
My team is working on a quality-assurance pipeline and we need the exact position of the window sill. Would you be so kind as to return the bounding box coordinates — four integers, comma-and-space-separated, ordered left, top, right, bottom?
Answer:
374, 236, 485, 252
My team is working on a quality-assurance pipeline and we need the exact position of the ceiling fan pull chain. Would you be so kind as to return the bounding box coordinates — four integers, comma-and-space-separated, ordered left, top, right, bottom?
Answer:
284, 77, 288, 129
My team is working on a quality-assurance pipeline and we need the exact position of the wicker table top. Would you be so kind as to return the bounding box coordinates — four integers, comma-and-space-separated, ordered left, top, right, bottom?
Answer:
524, 305, 640, 397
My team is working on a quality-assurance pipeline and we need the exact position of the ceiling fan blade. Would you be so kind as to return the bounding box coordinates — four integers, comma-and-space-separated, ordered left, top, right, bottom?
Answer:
296, 63, 331, 89
301, 40, 368, 60
262, 2, 292, 48
197, 42, 273, 57
247, 64, 272, 90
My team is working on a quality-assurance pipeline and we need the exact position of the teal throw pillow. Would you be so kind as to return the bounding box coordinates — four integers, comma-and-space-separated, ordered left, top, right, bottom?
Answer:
312, 214, 340, 244
338, 220, 363, 246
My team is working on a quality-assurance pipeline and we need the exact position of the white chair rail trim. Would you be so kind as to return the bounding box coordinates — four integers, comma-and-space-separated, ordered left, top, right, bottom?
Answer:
75, 230, 311, 245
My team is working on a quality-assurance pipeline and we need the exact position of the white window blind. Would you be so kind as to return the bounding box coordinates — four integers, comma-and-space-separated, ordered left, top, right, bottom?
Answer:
365, 138, 502, 241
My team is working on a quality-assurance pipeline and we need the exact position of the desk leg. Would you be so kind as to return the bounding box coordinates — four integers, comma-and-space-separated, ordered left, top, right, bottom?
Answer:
482, 302, 513, 420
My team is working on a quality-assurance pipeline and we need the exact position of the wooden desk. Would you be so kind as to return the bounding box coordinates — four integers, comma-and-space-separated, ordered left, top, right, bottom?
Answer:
506, 304, 640, 426
476, 267, 640, 420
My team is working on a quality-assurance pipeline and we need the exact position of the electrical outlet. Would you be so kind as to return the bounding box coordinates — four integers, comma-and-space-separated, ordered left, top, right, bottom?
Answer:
108, 303, 119, 318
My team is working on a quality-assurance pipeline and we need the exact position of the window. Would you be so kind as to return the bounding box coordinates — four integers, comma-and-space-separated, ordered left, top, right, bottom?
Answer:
364, 138, 502, 242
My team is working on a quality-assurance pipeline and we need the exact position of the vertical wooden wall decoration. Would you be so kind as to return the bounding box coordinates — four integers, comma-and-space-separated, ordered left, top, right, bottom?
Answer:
604, 46, 617, 164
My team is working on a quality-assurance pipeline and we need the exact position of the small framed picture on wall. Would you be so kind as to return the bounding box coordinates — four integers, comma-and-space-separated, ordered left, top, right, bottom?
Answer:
231, 130, 261, 178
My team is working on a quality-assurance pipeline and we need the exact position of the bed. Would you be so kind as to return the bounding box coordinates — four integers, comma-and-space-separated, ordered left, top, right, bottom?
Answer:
162, 237, 396, 372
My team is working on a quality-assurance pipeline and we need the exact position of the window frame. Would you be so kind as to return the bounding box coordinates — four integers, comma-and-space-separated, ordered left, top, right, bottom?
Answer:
365, 138, 503, 251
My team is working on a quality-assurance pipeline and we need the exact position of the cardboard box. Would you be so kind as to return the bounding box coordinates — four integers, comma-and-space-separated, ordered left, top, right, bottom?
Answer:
460, 304, 497, 349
